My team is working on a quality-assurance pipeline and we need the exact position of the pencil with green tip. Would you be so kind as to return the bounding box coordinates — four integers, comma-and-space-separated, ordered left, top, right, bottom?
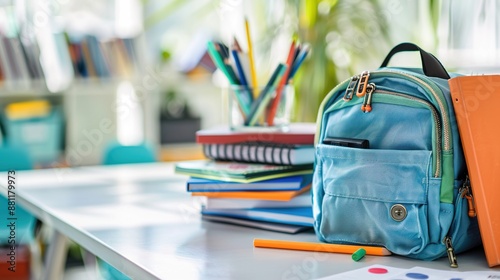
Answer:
253, 238, 392, 256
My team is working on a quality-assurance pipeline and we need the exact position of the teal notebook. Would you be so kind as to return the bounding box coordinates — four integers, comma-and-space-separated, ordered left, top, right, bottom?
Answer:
175, 160, 312, 183
186, 174, 312, 192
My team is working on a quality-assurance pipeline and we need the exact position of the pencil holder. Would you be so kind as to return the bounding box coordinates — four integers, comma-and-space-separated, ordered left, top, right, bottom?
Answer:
228, 84, 294, 131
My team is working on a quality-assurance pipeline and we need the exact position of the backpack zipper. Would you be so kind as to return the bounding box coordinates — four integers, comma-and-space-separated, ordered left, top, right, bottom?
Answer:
460, 175, 476, 218
442, 176, 476, 267
356, 70, 370, 97
343, 75, 360, 101
360, 83, 376, 113
444, 236, 458, 268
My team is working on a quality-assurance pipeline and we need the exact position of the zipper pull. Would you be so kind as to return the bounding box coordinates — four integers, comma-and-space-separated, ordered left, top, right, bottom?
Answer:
343, 75, 360, 101
444, 236, 458, 268
361, 83, 376, 113
461, 175, 476, 218
356, 70, 370, 97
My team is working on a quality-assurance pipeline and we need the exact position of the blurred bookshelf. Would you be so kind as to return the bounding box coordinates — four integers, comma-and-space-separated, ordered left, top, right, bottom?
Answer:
0, 0, 160, 167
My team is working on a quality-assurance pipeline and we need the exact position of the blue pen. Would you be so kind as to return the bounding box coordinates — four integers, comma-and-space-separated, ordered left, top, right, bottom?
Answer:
226, 64, 252, 112
245, 63, 287, 126
231, 50, 253, 102
288, 45, 310, 81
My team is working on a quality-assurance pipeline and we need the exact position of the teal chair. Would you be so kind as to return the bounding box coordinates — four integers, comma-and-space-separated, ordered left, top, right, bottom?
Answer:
97, 141, 157, 279
0, 146, 37, 244
102, 142, 156, 165
0, 146, 33, 171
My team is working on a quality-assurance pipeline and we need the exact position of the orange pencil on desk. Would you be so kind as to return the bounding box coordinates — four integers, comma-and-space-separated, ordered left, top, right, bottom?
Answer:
253, 238, 392, 256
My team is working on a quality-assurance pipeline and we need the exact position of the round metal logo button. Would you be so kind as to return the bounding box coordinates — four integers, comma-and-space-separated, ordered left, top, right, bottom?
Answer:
390, 204, 407, 222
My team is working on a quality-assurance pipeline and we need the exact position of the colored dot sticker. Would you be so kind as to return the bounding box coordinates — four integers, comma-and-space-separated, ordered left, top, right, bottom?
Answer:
368, 267, 388, 274
405, 272, 429, 279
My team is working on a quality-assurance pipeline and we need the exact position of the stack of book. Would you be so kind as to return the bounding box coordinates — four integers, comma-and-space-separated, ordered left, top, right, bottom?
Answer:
175, 123, 317, 233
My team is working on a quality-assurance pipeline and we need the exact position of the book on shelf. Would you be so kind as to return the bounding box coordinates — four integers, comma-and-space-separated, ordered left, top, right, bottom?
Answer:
196, 122, 316, 145
201, 214, 312, 234
19, 37, 45, 80
175, 160, 313, 183
202, 142, 314, 165
0, 14, 45, 87
449, 75, 500, 267
201, 206, 313, 227
191, 184, 311, 201
66, 34, 139, 79
186, 174, 312, 192
0, 34, 35, 87
204, 192, 311, 209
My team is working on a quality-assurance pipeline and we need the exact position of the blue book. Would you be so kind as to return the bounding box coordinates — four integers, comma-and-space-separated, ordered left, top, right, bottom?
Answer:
86, 35, 110, 77
187, 174, 312, 192
201, 206, 313, 227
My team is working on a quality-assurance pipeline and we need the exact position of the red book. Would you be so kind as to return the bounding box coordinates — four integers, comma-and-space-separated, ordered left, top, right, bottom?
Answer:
196, 123, 316, 145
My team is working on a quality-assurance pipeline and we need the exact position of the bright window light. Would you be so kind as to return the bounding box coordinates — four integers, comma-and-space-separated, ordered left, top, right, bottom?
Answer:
116, 81, 144, 145
115, 0, 143, 37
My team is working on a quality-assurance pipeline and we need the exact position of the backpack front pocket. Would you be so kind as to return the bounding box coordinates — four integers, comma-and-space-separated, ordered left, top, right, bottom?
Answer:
313, 144, 433, 256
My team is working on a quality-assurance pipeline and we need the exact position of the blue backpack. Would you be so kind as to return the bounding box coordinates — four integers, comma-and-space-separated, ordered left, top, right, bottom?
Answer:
312, 43, 481, 266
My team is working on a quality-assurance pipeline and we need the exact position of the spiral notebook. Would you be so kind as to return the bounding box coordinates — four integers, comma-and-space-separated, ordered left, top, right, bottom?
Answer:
449, 75, 500, 267
202, 143, 314, 165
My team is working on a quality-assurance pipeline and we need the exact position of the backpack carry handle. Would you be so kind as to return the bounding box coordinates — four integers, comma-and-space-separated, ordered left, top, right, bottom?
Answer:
380, 42, 450, 80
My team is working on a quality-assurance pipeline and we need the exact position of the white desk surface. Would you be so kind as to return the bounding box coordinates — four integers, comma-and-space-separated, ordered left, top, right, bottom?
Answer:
0, 162, 498, 279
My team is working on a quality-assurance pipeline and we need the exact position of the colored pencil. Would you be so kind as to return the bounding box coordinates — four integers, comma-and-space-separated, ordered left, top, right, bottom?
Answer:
233, 36, 243, 52
266, 39, 297, 126
231, 49, 253, 103
245, 63, 286, 126
244, 18, 259, 99
287, 44, 310, 81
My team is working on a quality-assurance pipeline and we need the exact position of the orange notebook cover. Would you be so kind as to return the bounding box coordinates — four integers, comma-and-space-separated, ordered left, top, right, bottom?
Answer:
449, 75, 500, 267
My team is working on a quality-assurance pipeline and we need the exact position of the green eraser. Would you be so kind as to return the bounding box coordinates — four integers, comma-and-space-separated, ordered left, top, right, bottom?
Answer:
352, 248, 366, 261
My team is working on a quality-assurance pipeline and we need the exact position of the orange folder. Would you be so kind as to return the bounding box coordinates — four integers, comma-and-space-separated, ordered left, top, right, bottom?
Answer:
192, 184, 311, 201
449, 75, 500, 267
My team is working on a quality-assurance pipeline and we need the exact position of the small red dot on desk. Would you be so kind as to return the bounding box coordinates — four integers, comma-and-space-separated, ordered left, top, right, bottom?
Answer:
368, 267, 389, 274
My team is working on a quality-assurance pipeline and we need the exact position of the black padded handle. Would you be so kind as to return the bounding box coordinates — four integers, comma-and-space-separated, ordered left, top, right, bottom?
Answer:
380, 42, 450, 80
